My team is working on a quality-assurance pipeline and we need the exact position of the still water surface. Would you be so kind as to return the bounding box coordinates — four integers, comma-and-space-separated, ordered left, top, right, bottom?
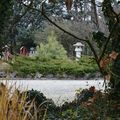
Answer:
1, 79, 104, 105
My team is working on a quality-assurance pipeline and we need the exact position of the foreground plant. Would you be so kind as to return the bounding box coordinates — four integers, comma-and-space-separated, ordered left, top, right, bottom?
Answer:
0, 82, 57, 120
0, 82, 51, 120
0, 82, 33, 120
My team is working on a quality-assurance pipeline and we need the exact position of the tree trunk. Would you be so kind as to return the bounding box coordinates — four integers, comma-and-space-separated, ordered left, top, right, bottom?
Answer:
103, 0, 120, 117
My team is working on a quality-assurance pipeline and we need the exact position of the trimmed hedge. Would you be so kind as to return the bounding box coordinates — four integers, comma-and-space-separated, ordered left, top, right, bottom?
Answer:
10, 56, 99, 78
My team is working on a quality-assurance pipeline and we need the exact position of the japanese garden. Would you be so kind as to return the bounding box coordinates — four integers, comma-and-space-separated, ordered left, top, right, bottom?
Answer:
0, 0, 120, 119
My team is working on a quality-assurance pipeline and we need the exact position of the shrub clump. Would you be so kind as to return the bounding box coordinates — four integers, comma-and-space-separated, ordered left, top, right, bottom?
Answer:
36, 31, 67, 60
11, 55, 99, 78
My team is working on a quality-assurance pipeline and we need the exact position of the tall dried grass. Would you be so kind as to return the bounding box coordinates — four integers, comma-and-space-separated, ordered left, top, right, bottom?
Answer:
0, 82, 47, 120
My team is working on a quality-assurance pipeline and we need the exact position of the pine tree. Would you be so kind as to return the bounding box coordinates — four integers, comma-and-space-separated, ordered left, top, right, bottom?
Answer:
37, 31, 67, 59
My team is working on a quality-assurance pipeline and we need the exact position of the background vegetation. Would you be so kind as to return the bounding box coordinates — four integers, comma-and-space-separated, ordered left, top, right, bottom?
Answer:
37, 31, 67, 60
10, 55, 98, 78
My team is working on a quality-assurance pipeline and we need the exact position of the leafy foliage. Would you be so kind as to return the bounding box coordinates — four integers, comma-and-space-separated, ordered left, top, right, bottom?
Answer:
37, 31, 67, 60
92, 31, 107, 48
0, 83, 119, 119
24, 89, 57, 119
0, 0, 13, 54
10, 55, 98, 78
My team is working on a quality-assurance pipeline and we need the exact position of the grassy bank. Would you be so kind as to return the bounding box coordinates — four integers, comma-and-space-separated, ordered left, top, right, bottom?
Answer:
10, 56, 99, 78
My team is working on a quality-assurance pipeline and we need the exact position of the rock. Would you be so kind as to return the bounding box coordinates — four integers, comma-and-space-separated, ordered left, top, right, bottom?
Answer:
95, 72, 102, 78
26, 74, 32, 79
0, 71, 6, 78
46, 74, 54, 79
55, 74, 64, 79
34, 72, 43, 79
67, 75, 75, 80
84, 73, 92, 80
62, 73, 68, 79
10, 72, 17, 79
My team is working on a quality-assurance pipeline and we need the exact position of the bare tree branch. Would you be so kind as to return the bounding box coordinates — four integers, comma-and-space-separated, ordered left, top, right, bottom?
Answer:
43, 15, 88, 42
21, 2, 88, 43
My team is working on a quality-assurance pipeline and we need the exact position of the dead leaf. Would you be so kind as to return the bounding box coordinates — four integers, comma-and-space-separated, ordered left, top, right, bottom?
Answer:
88, 98, 94, 103
65, 0, 73, 10
83, 101, 92, 107
109, 51, 119, 60
99, 58, 111, 69
89, 86, 95, 93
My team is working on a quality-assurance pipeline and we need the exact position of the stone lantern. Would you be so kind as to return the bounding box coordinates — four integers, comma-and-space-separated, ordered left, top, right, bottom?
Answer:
73, 42, 84, 61
29, 47, 35, 57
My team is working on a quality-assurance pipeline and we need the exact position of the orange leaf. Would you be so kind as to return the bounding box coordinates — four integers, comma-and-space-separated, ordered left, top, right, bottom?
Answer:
109, 51, 119, 60
65, 0, 73, 10
99, 58, 111, 69
89, 86, 95, 93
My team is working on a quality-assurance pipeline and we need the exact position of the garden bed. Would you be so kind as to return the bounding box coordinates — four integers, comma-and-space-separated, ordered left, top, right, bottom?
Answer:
9, 56, 100, 79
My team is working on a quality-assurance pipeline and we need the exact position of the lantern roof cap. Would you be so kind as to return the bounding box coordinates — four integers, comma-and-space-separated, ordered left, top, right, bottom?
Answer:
73, 42, 84, 47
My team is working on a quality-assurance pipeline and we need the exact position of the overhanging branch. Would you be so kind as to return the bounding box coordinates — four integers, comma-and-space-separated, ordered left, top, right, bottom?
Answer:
22, 1, 99, 65
43, 14, 88, 42
22, 2, 87, 42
